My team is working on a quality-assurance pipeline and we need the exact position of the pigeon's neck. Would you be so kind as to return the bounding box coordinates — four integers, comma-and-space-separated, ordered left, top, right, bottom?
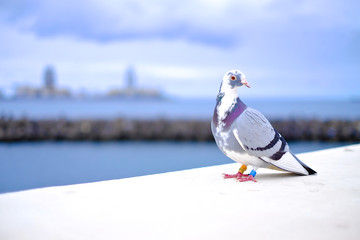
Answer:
216, 82, 241, 108
213, 88, 247, 130
219, 82, 238, 99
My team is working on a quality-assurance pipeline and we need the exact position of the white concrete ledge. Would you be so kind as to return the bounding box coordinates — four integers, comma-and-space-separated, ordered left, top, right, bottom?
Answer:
1, 144, 360, 240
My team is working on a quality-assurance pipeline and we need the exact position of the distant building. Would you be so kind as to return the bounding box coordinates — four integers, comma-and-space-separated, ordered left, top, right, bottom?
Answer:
106, 66, 163, 99
126, 66, 135, 90
15, 65, 71, 99
44, 66, 56, 91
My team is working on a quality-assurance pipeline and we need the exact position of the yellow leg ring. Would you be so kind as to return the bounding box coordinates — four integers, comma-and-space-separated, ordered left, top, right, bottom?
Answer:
238, 165, 247, 174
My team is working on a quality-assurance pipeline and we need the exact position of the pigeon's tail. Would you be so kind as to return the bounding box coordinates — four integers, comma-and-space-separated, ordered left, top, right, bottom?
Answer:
266, 151, 316, 175
291, 152, 317, 175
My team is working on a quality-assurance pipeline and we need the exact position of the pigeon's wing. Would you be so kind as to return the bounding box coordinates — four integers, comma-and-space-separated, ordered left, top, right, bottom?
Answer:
233, 107, 288, 159
233, 108, 315, 175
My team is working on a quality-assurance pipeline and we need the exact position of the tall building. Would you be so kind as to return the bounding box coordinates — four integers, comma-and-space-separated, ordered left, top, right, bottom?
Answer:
44, 66, 56, 91
125, 66, 135, 90
106, 66, 163, 99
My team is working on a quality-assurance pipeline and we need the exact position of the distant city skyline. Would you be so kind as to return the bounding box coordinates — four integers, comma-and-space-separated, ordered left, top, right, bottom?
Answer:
9, 65, 163, 99
0, 0, 359, 99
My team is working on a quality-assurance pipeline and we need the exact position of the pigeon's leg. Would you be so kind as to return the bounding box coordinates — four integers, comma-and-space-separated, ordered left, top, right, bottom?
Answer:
237, 168, 257, 182
223, 165, 248, 179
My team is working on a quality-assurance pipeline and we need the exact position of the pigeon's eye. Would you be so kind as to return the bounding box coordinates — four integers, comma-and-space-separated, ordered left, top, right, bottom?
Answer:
230, 75, 236, 81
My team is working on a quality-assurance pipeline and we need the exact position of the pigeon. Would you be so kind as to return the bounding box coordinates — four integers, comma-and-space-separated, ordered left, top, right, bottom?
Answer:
211, 70, 316, 182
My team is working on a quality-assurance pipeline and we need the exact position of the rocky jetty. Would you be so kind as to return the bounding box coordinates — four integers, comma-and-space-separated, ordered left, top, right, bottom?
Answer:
0, 117, 359, 142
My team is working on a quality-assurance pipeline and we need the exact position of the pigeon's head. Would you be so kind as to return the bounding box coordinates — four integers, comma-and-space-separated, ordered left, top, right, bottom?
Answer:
223, 70, 251, 89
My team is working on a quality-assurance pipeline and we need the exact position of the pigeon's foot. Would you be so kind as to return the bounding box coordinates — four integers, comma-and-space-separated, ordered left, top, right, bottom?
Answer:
237, 175, 257, 182
223, 164, 248, 180
222, 172, 257, 182
223, 167, 257, 182
237, 169, 257, 182
222, 172, 247, 180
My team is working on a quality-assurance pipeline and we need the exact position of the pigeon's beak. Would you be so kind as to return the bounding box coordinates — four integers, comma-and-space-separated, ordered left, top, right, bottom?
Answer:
241, 78, 251, 88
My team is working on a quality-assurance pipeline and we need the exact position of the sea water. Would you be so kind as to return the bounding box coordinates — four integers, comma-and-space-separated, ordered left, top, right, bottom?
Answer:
0, 141, 354, 193
1, 98, 360, 120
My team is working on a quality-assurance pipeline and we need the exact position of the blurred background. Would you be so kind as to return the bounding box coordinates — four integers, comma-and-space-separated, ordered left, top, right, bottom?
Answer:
0, 0, 359, 193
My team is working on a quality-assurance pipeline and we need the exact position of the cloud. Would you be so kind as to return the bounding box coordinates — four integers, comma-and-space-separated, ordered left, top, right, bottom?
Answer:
0, 0, 238, 46
1, 0, 358, 48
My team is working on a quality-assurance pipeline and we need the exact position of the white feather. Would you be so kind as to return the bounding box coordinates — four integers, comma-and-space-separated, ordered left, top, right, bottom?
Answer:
262, 152, 309, 175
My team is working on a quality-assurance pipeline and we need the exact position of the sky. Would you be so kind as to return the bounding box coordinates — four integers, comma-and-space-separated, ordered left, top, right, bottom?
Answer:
0, 0, 359, 99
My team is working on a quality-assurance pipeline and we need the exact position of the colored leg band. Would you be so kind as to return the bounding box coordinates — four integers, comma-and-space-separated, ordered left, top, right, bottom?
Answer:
249, 170, 257, 177
238, 165, 247, 174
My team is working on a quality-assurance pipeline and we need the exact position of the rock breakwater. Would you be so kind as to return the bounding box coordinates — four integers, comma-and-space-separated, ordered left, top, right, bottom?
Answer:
0, 118, 359, 142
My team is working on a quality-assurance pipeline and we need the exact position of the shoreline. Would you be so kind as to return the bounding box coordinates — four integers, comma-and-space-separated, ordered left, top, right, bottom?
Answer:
1, 118, 359, 142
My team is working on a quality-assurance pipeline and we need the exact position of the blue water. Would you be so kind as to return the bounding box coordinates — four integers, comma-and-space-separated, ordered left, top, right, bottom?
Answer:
0, 141, 355, 194
1, 98, 359, 120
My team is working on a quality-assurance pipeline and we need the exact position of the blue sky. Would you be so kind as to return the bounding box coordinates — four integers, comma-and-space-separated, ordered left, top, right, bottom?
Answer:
0, 0, 359, 99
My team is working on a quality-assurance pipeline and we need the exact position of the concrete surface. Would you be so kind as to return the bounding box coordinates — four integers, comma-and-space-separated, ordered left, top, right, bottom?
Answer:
1, 144, 360, 240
